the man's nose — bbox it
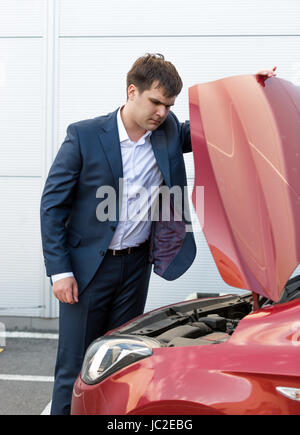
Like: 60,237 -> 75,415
156,105 -> 167,119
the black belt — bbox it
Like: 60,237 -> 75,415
107,240 -> 149,256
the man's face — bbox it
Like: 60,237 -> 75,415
128,81 -> 176,131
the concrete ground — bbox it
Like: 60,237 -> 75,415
0,332 -> 58,415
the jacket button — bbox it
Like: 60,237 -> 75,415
100,250 -> 105,256
110,225 -> 116,231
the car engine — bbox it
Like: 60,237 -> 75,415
113,275 -> 300,347
114,293 -> 253,347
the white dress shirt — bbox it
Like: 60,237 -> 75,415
52,107 -> 163,283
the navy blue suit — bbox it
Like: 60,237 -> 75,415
40,109 -> 196,414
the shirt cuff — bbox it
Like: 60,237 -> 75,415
51,272 -> 74,283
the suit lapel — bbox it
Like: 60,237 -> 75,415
98,109 -> 123,191
151,129 -> 171,187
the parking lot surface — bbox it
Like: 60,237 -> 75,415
0,332 -> 58,415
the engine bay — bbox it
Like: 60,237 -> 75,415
111,276 -> 300,348
113,293 -> 254,347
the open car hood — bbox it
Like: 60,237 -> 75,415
189,75 -> 300,302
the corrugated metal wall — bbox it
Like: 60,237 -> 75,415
0,0 -> 299,318
0,1 -> 46,317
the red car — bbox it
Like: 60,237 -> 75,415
71,75 -> 300,415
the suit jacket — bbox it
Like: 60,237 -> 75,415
40,109 -> 196,294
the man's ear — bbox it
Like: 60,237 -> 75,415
127,84 -> 138,101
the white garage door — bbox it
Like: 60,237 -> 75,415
0,0 -> 299,318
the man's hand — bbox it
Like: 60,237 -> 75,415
256,66 -> 277,78
52,276 -> 79,304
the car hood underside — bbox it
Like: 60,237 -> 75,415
189,75 -> 300,302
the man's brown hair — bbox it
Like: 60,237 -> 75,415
126,53 -> 183,98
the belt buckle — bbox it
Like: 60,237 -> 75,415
112,247 -> 132,256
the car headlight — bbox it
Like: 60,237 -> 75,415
81,334 -> 161,385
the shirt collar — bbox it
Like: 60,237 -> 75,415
117,107 -> 152,145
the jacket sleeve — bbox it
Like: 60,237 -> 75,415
179,120 -> 192,153
40,123 -> 82,276
169,111 -> 192,153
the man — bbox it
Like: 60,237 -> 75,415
40,54 -> 277,414
41,53 -> 197,415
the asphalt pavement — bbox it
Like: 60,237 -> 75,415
0,332 -> 58,415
